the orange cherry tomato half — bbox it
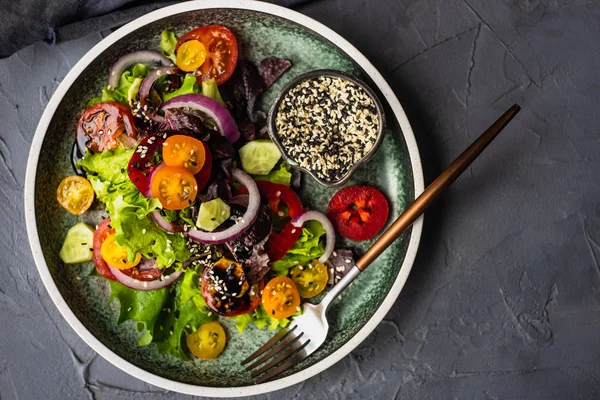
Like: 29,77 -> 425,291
100,233 -> 142,270
150,166 -> 198,210
56,175 -> 95,215
162,135 -> 206,174
176,40 -> 207,72
262,276 -> 301,320
176,25 -> 238,85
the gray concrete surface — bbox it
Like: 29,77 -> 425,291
1,0 -> 600,399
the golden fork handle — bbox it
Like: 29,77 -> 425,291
355,104 -> 521,271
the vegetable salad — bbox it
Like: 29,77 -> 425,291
57,24 -> 390,361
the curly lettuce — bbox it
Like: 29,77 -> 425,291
252,162 -> 293,186
270,220 -> 326,273
78,148 -> 189,268
152,267 -> 216,359
160,29 -> 178,63
234,305 -> 289,333
109,266 -> 215,357
88,63 -> 152,106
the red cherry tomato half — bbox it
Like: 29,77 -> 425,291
92,219 -> 116,281
266,223 -> 303,262
176,25 -> 238,85
328,185 -> 389,241
194,142 -> 212,192
238,181 -> 304,262
120,265 -> 164,281
238,181 -> 303,218
76,102 -> 137,153
127,132 -> 167,196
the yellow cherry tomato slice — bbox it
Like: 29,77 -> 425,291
291,260 -> 329,299
162,135 -> 206,174
150,166 -> 198,210
56,176 -> 95,215
186,321 -> 226,359
262,276 -> 301,320
100,233 -> 141,270
176,39 -> 207,72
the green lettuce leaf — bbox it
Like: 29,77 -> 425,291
179,207 -> 196,227
152,268 -> 216,360
252,162 -> 293,186
234,304 -> 292,333
163,73 -> 199,102
87,87 -> 117,106
109,281 -> 169,345
160,29 -> 178,63
87,63 -> 151,106
78,147 -> 133,182
78,147 -> 189,268
109,266 -> 215,356
118,213 -> 190,267
270,220 -> 326,273
201,78 -> 225,105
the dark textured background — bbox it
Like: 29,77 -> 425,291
2,0 -> 600,399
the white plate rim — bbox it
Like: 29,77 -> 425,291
24,0 -> 424,397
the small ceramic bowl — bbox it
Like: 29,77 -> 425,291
267,69 -> 386,188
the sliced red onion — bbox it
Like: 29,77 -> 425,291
108,265 -> 183,291
229,194 -> 249,208
139,66 -> 181,121
187,169 -> 259,244
145,162 -> 165,198
151,211 -> 184,233
108,51 -> 172,89
161,94 -> 240,142
291,210 -> 336,263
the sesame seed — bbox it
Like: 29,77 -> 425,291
274,75 -> 379,182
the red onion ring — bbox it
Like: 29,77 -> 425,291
108,51 -> 172,90
151,211 -> 184,233
187,169 -> 259,244
144,162 -> 165,198
160,94 -> 240,142
108,265 -> 183,291
138,66 -> 181,121
291,210 -> 336,263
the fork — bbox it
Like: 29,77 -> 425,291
242,104 -> 521,383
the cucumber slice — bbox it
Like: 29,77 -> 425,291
239,140 -> 281,175
59,222 -> 95,264
196,198 -> 231,232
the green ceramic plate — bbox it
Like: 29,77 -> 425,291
24,1 -> 423,397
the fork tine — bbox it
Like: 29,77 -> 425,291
241,325 -> 297,366
254,344 -> 310,384
251,336 -> 310,379
245,331 -> 304,371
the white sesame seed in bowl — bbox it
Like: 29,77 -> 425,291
268,69 -> 386,188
